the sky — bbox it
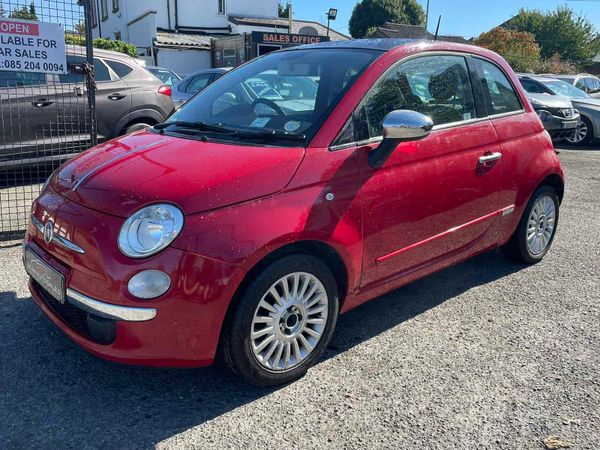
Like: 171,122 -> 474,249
292,0 -> 600,38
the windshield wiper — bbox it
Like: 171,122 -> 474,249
236,128 -> 306,142
153,121 -> 237,135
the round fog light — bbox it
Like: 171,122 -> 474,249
128,270 -> 171,299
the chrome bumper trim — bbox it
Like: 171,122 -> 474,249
31,216 -> 85,254
66,288 -> 157,322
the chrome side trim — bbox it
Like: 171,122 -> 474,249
31,216 -> 85,254
501,206 -> 515,216
66,288 -> 157,322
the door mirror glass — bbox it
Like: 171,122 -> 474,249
369,110 -> 433,168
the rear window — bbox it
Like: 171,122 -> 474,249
105,60 -> 134,79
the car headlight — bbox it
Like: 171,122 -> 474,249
536,110 -> 553,121
118,204 -> 184,258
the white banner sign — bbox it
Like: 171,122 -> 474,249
0,18 -> 67,74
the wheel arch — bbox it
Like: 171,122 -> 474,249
539,172 -> 565,204
216,240 -> 349,354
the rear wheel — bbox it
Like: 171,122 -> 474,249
566,116 -> 593,146
123,121 -> 152,135
501,186 -> 559,264
222,254 -> 339,386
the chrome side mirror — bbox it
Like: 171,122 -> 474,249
368,110 -> 434,168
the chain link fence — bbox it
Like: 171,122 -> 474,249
0,0 -> 96,240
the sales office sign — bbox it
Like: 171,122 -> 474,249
0,18 -> 67,74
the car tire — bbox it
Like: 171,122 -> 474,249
501,185 -> 559,264
222,254 -> 340,386
567,116 -> 594,146
124,122 -> 152,134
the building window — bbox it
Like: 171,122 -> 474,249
91,1 -> 98,28
100,0 -> 108,21
114,31 -> 121,40
112,0 -> 119,13
223,48 -> 236,67
218,0 -> 225,15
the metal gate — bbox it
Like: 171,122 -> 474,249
0,0 -> 96,240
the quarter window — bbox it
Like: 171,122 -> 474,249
105,60 -> 133,79
478,59 -> 522,115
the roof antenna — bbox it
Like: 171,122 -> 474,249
434,15 -> 441,40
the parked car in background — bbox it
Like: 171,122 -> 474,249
172,68 -> 231,109
26,40 -> 564,386
552,74 -> 600,99
520,74 -> 600,145
147,66 -> 181,87
516,76 -> 579,140
0,46 -> 175,170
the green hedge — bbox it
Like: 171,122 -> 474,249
65,35 -> 138,58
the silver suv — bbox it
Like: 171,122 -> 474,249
0,46 -> 174,170
553,74 -> 600,99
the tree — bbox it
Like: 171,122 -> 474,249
504,6 -> 600,65
278,0 -> 291,18
9,1 -> 38,20
475,27 -> 541,72
349,0 -> 425,39
64,35 -> 138,58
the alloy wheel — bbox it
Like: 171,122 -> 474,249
526,195 -> 556,255
250,272 -> 328,371
567,120 -> 588,144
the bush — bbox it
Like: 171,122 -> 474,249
64,35 -> 138,58
533,54 -> 580,75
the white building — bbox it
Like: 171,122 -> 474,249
90,0 -> 348,76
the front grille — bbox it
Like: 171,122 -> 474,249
34,281 -> 116,345
553,108 -> 575,118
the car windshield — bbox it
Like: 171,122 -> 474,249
149,68 -> 181,86
162,48 -> 382,146
543,80 -> 591,99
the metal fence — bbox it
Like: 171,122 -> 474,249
0,0 -> 96,240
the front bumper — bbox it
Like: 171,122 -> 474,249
26,189 -> 244,367
536,109 -> 580,139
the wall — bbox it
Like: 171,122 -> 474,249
127,12 -> 158,54
157,48 -> 212,76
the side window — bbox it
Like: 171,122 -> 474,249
186,74 -> 212,94
0,71 -> 46,87
576,79 -> 587,92
105,60 -> 133,79
521,79 -> 547,94
58,57 -> 111,83
335,55 -> 477,144
478,59 -> 522,115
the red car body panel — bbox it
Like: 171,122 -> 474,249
25,41 -> 564,367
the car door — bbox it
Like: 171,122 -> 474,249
93,57 -> 132,140
0,70 -> 57,167
345,54 -> 504,287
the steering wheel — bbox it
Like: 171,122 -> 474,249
252,98 -> 286,116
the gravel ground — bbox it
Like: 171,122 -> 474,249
0,148 -> 598,449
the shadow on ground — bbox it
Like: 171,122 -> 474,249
0,249 -> 523,448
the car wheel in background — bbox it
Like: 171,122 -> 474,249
566,117 -> 594,146
501,185 -> 559,264
222,254 -> 339,386
124,122 -> 153,134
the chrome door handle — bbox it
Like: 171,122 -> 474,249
478,152 -> 502,164
108,93 -> 126,101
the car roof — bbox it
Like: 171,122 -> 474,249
298,38 -> 419,51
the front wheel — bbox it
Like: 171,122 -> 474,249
501,186 -> 559,264
222,254 -> 339,386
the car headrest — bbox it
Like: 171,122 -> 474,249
428,64 -> 468,103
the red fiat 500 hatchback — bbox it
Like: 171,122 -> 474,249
25,39 -> 564,386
